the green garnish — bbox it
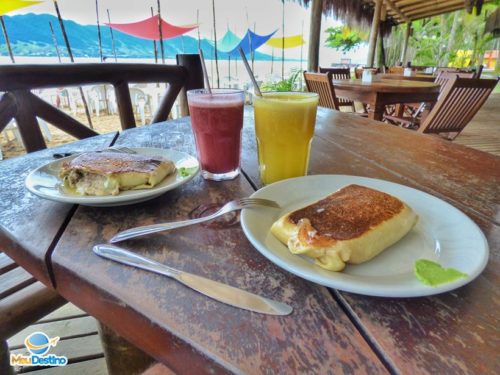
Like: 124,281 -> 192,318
178,166 -> 197,177
414,259 -> 467,287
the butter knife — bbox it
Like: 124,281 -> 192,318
93,244 -> 293,316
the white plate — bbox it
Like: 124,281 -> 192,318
25,148 -> 199,207
241,175 -> 489,297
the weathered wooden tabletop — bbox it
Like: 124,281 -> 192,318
1,107 -> 499,375
332,79 -> 440,121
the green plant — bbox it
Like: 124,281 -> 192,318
324,26 -> 367,53
261,70 -> 302,92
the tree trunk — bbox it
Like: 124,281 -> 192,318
307,0 -> 322,72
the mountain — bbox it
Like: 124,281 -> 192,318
0,13 -> 275,60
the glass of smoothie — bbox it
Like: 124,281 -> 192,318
187,89 -> 245,180
254,92 -> 318,185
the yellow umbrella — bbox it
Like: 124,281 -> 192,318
266,34 -> 305,49
0,0 -> 43,16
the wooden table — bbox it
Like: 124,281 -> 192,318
332,79 -> 440,121
379,73 -> 436,82
2,108 -> 499,375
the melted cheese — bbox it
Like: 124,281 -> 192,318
60,152 -> 176,196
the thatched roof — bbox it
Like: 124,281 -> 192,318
294,0 -> 494,29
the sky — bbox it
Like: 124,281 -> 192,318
8,0 -> 369,64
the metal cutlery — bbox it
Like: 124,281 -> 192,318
52,146 -> 136,159
93,244 -> 292,316
110,197 -> 280,243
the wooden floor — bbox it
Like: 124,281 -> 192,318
7,303 -> 108,374
454,93 -> 500,156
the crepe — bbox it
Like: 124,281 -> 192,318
60,152 -> 176,196
271,184 -> 418,271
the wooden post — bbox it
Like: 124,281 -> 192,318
196,9 -> 201,50
271,48 -> 274,74
107,9 -> 118,62
95,0 -> 103,62
49,21 -> 62,63
0,340 -> 14,375
307,0 -> 322,72
98,323 -> 155,375
157,0 -> 165,64
251,22 -> 256,72
150,7 -> 158,63
0,16 -> 15,64
400,22 -> 411,65
366,0 -> 383,68
376,6 -> 387,69
176,54 -> 204,117
376,29 -> 386,68
281,0 -> 285,81
53,0 -> 94,129
211,0 -> 220,88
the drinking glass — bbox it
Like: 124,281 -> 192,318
253,92 -> 318,185
187,89 -> 245,180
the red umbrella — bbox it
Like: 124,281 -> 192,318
106,15 -> 197,41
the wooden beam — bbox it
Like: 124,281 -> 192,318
406,1 -> 463,17
367,0 -> 383,67
409,4 -> 464,20
0,93 -> 17,132
28,92 -> 99,139
113,81 -> 136,130
401,0 -> 462,12
12,91 -> 46,152
307,0 -> 323,72
384,0 -> 410,22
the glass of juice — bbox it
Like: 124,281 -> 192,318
254,92 -> 318,185
187,89 -> 245,180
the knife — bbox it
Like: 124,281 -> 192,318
93,244 -> 293,316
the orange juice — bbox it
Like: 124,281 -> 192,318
254,92 -> 318,185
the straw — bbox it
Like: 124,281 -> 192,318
238,47 -> 262,97
198,48 -> 212,94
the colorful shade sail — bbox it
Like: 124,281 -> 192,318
266,34 -> 305,49
227,29 -> 277,57
106,15 -> 197,41
0,0 -> 43,16
217,29 -> 241,53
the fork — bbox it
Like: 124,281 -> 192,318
53,146 -> 136,159
109,197 -> 280,243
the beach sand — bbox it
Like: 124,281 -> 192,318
0,112 -> 148,160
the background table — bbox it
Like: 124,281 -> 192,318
332,79 -> 440,121
2,108 -> 499,374
378,73 -> 436,82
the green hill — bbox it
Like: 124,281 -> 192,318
0,13 -> 274,60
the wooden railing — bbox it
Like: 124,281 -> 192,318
0,63 -> 189,152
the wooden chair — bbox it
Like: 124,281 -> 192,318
385,76 -> 498,140
388,66 -> 404,74
354,67 -> 363,79
0,229 -> 67,375
435,71 -> 475,86
0,63 -> 189,153
304,71 -> 340,110
318,67 -> 356,111
474,64 -> 484,78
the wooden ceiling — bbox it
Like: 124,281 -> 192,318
365,0 -> 492,24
